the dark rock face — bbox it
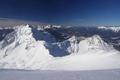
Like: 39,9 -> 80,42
0,29 -> 14,41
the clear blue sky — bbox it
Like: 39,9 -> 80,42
0,0 -> 120,26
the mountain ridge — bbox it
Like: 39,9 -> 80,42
0,24 -> 120,70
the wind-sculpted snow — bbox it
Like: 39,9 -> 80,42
0,25 -> 53,69
0,25 -> 120,70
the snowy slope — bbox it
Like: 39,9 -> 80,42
42,35 -> 120,70
0,25 -> 53,69
44,51 -> 120,70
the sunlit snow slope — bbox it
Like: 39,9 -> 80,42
0,24 -> 120,70
43,35 -> 120,70
0,25 -> 53,69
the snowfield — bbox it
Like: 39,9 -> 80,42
0,69 -> 120,80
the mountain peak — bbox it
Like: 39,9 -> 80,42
98,26 -> 120,32
86,35 -> 104,46
81,35 -> 111,50
0,24 -> 35,49
14,24 -> 35,44
67,35 -> 114,55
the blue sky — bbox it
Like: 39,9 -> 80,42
0,0 -> 120,26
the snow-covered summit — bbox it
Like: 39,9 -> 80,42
80,35 -> 112,50
0,24 -> 35,49
98,26 -> 120,32
37,25 -> 62,30
67,35 -> 114,55
14,24 -> 35,44
0,25 -> 53,69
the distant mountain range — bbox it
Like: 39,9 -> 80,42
0,18 -> 47,27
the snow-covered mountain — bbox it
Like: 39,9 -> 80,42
0,24 -> 120,70
98,26 -> 120,32
0,25 -> 53,69
66,35 -> 115,55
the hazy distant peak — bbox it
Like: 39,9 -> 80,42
98,26 -> 120,32
0,18 -> 46,28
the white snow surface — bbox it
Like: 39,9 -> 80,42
0,25 -> 120,70
98,26 -> 120,32
0,69 -> 120,80
0,25 -> 53,69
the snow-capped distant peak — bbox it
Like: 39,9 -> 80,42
83,35 -> 108,48
98,26 -> 120,32
79,35 -> 113,51
37,25 -> 62,31
67,35 -> 114,55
